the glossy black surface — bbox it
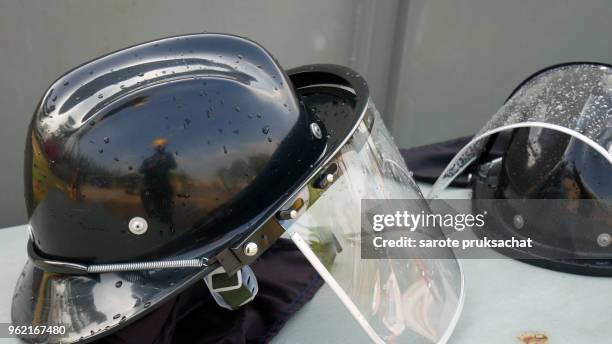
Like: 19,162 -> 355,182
498,127 -> 612,200
17,33 -> 371,343
473,69 -> 612,274
26,34 -> 331,264
476,128 -> 612,255
12,260 -> 216,343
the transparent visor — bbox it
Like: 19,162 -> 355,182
429,63 -> 612,199
279,104 -> 464,343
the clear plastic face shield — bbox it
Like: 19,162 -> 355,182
429,63 -> 612,199
278,102 -> 464,343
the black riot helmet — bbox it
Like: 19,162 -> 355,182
13,33 -> 465,343
430,62 -> 612,276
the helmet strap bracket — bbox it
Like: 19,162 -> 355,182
216,218 -> 285,275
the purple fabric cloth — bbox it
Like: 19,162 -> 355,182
93,239 -> 323,344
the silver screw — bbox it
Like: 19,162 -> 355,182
128,217 -> 148,235
277,209 -> 298,220
597,233 -> 611,247
310,122 -> 323,139
324,174 -> 334,183
513,214 -> 524,230
243,242 -> 259,256
316,173 -> 334,189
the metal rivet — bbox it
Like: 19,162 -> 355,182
310,122 -> 323,139
316,173 -> 334,189
128,217 -> 148,235
597,233 -> 611,247
243,242 -> 259,256
513,214 -> 524,229
466,173 -> 473,183
277,209 -> 298,220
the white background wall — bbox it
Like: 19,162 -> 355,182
386,0 -> 612,148
0,0 -> 611,226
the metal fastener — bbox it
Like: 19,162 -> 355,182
315,173 -> 334,189
310,122 -> 323,139
513,214 -> 524,230
277,209 -> 298,220
128,217 -> 148,235
243,242 -> 259,256
597,233 -> 611,247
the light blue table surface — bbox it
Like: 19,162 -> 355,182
1,186 -> 611,343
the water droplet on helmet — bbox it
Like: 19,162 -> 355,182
223,146 -> 228,154
98,94 -> 103,99
115,281 -> 122,288
98,149 -> 103,154
262,126 -> 270,135
103,137 -> 110,144
235,106 -> 240,112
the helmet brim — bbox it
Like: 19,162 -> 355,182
11,260 -> 216,343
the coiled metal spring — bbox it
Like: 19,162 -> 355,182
86,258 -> 208,273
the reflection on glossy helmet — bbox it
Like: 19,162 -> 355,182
472,63 -> 612,276
13,33 -> 371,342
152,137 -> 168,149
